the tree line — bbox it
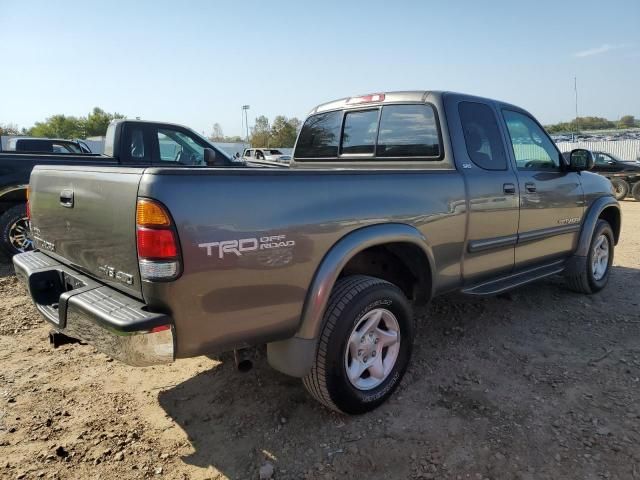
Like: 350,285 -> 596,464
209,115 -> 301,148
545,115 -> 638,134
0,107 -> 125,139
1,108 -> 303,150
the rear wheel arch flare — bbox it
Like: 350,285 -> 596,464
297,223 -> 435,341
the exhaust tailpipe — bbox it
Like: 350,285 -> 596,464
234,348 -> 253,372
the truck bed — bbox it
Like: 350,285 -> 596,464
28,164 -> 466,357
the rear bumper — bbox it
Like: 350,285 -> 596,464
13,251 -> 174,366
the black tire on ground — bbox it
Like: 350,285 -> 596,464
610,178 -> 629,200
565,219 -> 614,294
302,275 -> 414,414
631,182 -> 640,202
0,204 -> 32,257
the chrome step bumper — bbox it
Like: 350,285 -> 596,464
13,251 -> 174,366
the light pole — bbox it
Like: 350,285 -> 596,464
574,77 -> 579,140
242,105 -> 250,146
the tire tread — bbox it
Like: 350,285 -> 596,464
302,275 -> 390,412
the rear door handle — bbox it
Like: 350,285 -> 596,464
60,189 -> 74,208
525,182 -> 537,193
503,183 -> 516,194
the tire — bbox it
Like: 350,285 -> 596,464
565,219 -> 614,294
302,275 -> 414,414
0,204 -> 33,257
610,178 -> 629,200
632,182 -> 640,202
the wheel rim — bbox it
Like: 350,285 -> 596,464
614,183 -> 624,195
8,217 -> 33,252
344,308 -> 401,391
591,234 -> 610,281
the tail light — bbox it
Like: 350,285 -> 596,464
26,186 -> 31,220
136,198 -> 181,281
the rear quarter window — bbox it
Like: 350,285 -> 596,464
458,102 -> 507,170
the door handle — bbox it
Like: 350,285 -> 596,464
60,189 -> 74,208
525,182 -> 537,193
503,183 -> 516,194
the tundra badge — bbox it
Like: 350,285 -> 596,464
98,265 -> 134,285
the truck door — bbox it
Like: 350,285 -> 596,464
445,97 -> 520,283
501,109 -> 584,267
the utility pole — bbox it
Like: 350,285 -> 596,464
242,105 -> 250,146
574,76 -> 579,140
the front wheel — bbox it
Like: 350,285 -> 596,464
303,275 -> 414,414
0,204 -> 32,257
565,219 -> 614,294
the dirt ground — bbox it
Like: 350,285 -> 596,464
1,202 -> 639,480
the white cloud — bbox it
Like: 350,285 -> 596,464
574,44 -> 629,58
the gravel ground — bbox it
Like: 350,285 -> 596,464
1,202 -> 639,480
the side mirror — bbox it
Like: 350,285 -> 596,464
568,149 -> 593,171
204,148 -> 217,166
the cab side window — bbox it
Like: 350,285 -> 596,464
155,127 -> 205,165
594,153 -> 613,166
459,102 -> 507,170
503,110 -> 560,170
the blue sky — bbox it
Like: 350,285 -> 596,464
1,0 -> 639,137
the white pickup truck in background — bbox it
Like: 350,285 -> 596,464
242,148 -> 291,163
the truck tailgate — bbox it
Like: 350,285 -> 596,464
29,165 -> 146,299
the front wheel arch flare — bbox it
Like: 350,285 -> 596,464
574,197 -> 620,258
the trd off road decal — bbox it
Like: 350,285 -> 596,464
199,235 -> 295,259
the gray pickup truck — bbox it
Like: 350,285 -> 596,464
14,91 -> 620,414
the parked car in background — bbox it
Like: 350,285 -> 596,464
0,119 -> 237,255
562,150 -> 640,200
242,148 -> 290,163
15,90 -> 620,414
6,137 -> 92,154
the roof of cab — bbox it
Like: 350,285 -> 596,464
309,90 -> 523,115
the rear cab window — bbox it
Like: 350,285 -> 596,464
341,110 -> 379,155
119,124 -> 151,164
295,104 -> 442,161
295,111 -> 342,159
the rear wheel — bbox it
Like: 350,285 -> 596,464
631,182 -> 640,202
302,275 -> 414,414
565,219 -> 614,294
0,204 -> 32,257
610,178 -> 629,200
